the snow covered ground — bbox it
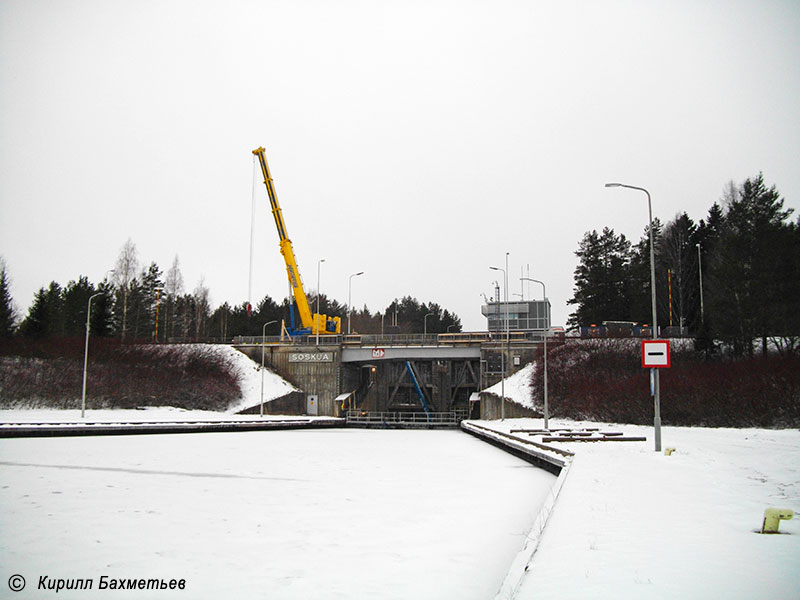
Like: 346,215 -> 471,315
2,344 -> 798,599
476,418 -> 800,600
0,427 -> 555,599
476,359 -> 799,598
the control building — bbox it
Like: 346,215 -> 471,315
481,299 -> 551,332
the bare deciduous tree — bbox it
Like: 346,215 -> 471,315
192,278 -> 210,339
113,238 -> 139,341
164,255 -> 184,341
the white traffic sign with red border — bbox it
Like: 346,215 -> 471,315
642,340 -> 670,368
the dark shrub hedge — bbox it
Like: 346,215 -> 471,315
532,338 -> 800,427
0,339 -> 241,411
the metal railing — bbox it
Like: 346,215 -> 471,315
345,410 -> 468,426
232,331 -> 547,347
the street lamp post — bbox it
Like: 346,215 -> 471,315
504,252 -> 509,418
154,287 -> 164,343
260,320 -> 278,417
605,182 -> 661,451
424,312 -> 434,337
81,292 -> 105,419
522,277 -> 549,430
316,259 -> 325,345
490,259 -> 509,420
348,271 -> 364,335
696,243 -> 704,325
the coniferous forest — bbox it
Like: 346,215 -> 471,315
567,173 -> 799,357
0,246 -> 462,345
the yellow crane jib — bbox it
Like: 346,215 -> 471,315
252,147 -> 341,336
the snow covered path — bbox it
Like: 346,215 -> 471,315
0,428 -> 555,599
477,419 -> 800,600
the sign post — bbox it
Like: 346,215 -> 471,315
642,340 -> 670,451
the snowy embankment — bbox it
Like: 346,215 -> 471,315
0,343 -> 298,415
483,362 -> 537,409
474,418 -> 800,600
212,345 -> 299,414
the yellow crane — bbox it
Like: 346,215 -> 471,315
252,147 -> 341,337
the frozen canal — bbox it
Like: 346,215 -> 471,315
1,429 -> 555,599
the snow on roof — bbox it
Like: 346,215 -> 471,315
482,362 -> 537,409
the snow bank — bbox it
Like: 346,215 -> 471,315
0,344 -> 299,418
206,345 -> 299,414
483,362 -> 537,409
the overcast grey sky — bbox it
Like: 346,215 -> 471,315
1,0 -> 798,331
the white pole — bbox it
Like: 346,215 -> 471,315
522,277 -> 548,429
490,262 -> 508,420
348,271 -> 364,335
81,292 -> 104,419
316,259 -> 324,345
261,320 -> 277,417
696,243 -> 704,324
504,252 -> 509,420
606,183 -> 661,451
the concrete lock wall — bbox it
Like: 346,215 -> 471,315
237,391 -> 306,415
236,345 -> 342,416
480,392 -> 540,421
235,342 -> 541,418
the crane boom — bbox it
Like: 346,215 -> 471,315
252,147 -> 341,336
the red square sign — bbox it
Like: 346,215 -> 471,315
642,340 -> 671,368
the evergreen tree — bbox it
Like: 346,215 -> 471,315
62,276 -> 96,336
692,202 -> 725,347
568,228 -> 633,328
709,173 -> 794,355
210,302 -> 232,341
19,282 -> 63,338
626,218 -> 666,330
254,295 -> 283,334
91,279 -> 115,337
0,260 -> 16,338
659,213 -> 698,332
124,277 -> 145,339
139,262 -> 164,341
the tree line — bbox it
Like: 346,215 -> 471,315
0,242 -> 463,343
567,173 -> 799,356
